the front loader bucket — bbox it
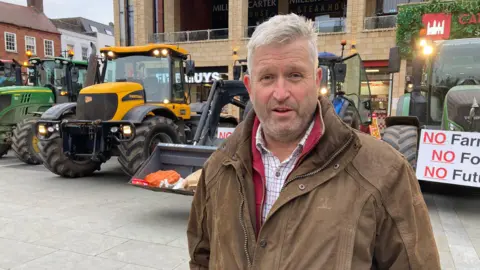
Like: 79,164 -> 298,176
128,143 -> 218,196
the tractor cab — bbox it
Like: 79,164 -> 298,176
402,38 -> 480,132
27,52 -> 88,103
99,44 -> 195,108
317,41 -> 373,130
0,59 -> 23,87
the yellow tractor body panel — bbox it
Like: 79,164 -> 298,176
79,81 -> 191,121
148,103 -> 191,120
100,44 -> 189,55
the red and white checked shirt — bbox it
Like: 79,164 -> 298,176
255,119 -> 315,223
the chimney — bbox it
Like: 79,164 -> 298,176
27,0 -> 43,13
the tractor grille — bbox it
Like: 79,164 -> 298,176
76,93 -> 118,120
0,95 -> 11,111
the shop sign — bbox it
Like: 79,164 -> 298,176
155,72 -> 222,84
422,13 -> 452,40
458,13 -> 480,25
186,72 -> 222,84
289,0 -> 345,18
416,130 -> 480,188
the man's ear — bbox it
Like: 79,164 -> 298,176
243,74 -> 252,96
315,68 -> 322,88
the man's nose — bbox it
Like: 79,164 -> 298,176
272,77 -> 290,101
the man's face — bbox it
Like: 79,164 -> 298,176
243,38 -> 322,143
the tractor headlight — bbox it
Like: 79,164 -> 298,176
47,126 -> 55,133
163,99 -> 170,104
38,124 -> 47,135
110,126 -> 119,133
107,51 -> 115,57
122,125 -> 132,136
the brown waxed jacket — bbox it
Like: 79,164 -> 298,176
187,96 -> 441,270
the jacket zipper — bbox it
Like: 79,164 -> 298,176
229,162 -> 253,267
282,134 -> 354,191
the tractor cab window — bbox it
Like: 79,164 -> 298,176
39,60 -> 68,90
340,54 -> 372,124
0,61 -> 16,87
104,55 -> 183,103
428,40 -> 480,123
172,58 -> 185,102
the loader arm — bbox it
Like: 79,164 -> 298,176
129,79 -> 250,195
194,80 -> 249,146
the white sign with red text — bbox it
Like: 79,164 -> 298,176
217,127 -> 236,139
416,129 -> 480,188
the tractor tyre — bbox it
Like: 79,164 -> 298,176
37,115 -> 102,178
382,125 -> 418,169
11,117 -> 43,165
118,115 -> 182,176
342,104 -> 360,130
0,144 -> 10,158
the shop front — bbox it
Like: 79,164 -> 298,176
363,60 -> 393,134
186,66 -> 228,103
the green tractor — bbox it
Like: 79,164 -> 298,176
0,50 -> 90,163
383,38 -> 480,187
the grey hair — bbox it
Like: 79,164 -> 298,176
246,13 -> 318,75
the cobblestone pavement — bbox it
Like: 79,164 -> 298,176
0,153 -> 479,269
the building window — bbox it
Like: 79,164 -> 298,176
44,39 -> 54,57
4,32 -> 17,52
105,29 -> 113,35
82,47 -> 88,60
90,25 -> 98,32
25,36 -> 36,55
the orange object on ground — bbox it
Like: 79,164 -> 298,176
144,170 -> 181,187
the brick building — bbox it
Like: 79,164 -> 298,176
113,0 -> 425,123
0,0 -> 61,65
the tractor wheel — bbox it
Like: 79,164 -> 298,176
37,115 -> 102,178
0,144 -> 10,158
342,104 -> 360,130
118,115 -> 182,176
382,125 -> 419,169
11,117 -> 43,165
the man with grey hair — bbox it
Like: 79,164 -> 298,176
187,13 -> 440,269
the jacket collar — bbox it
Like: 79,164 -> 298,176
220,95 -> 361,174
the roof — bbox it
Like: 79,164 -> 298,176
0,1 -> 59,34
101,44 -> 189,55
51,17 -> 114,37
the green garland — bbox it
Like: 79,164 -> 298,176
396,0 -> 480,59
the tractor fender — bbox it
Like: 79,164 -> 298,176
122,105 -> 178,124
385,116 -> 421,129
40,102 -> 76,120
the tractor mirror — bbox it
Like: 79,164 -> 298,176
233,65 -> 242,80
71,67 -> 79,83
334,63 -> 346,82
186,60 -> 195,77
388,47 -> 401,73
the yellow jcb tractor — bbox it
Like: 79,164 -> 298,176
34,44 -> 239,178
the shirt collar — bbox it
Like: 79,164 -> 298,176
255,117 -> 315,155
